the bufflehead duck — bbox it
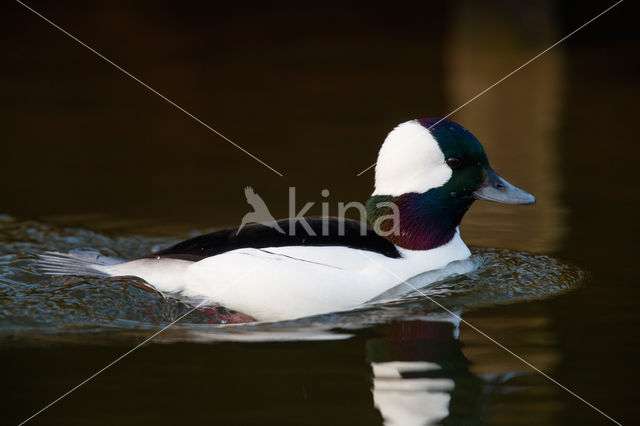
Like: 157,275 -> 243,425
40,118 -> 535,321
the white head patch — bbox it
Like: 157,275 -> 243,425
372,120 -> 452,196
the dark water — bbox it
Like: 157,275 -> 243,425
2,1 -> 638,425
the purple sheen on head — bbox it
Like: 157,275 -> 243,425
417,117 -> 443,130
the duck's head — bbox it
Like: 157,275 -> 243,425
366,118 -> 535,250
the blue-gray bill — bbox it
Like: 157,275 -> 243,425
473,169 -> 536,205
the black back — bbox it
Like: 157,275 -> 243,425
145,217 -> 401,261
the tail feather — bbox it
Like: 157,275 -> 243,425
38,251 -> 122,276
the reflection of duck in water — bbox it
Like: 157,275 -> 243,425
237,186 -> 285,235
368,316 -> 529,425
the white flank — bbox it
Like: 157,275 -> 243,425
94,230 -> 472,321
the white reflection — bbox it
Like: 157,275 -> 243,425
372,361 -> 454,426
369,315 -> 461,426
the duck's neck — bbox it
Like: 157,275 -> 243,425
366,191 -> 473,251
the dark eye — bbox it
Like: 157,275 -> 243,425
446,157 -> 462,169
